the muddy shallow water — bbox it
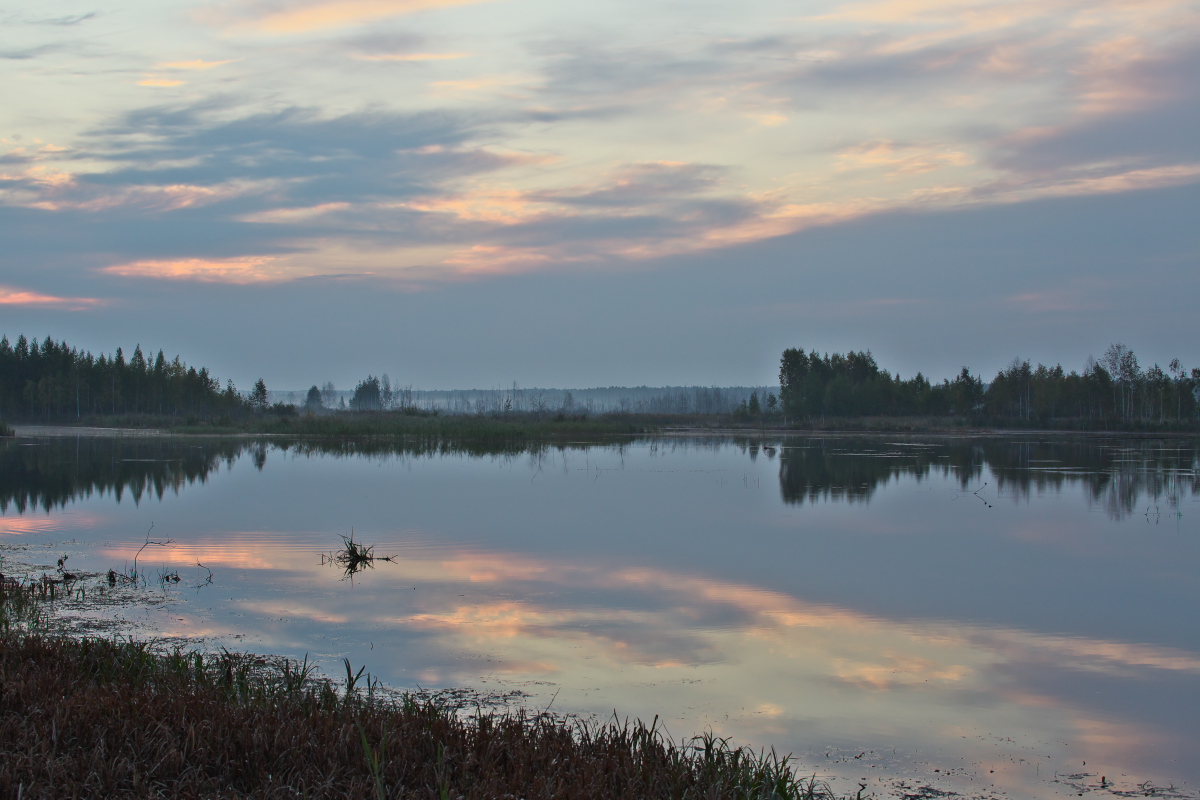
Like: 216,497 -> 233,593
2,432 -> 1197,798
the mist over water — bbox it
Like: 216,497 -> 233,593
2,433 -> 1197,798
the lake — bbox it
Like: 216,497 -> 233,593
2,431 -> 1197,798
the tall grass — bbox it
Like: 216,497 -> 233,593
0,578 -> 51,634
0,631 -> 849,799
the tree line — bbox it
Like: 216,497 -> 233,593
0,334 -> 268,422
779,343 -> 1200,425
5,332 -> 1196,428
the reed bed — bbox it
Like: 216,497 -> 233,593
0,629 -> 841,799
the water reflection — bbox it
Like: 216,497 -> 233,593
4,434 -> 1198,521
776,437 -> 1197,519
80,533 -> 1200,797
2,432 -> 1198,797
0,435 -> 605,513
0,436 -> 242,513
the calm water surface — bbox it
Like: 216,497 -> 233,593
2,432 -> 1197,798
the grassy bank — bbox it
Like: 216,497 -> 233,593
16,409 -> 1200,438
58,411 -> 658,439
0,585 -> 839,800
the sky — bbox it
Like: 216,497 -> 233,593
2,0 -> 1198,390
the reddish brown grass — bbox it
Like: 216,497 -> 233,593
0,633 -> 837,799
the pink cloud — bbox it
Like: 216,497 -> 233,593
100,256 -> 288,284
0,285 -> 104,310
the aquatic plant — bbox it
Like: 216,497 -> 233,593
323,530 -> 396,579
0,578 -> 49,634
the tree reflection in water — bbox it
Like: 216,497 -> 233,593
1,434 -> 1195,521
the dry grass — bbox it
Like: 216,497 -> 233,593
0,629 -> 842,799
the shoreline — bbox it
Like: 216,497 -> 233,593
11,422 -> 1200,440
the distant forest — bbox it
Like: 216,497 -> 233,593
284,381 -> 776,417
1,333 -> 1197,427
779,344 -> 1199,425
0,335 -> 262,422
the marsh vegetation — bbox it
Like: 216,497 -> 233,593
0,619 -> 840,799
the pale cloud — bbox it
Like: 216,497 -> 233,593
402,189 -> 561,224
442,244 -> 565,274
771,0 -> 1199,127
24,12 -> 97,26
981,163 -> 1200,204
602,196 -> 886,262
752,112 -> 788,127
385,160 -> 889,274
239,202 -> 353,223
213,0 -> 495,34
413,143 -> 1198,275
836,140 -> 974,176
1005,289 -> 1106,314
138,78 -> 185,87
808,0 -> 1195,37
431,196 -> 883,276
19,181 -> 254,214
0,164 -> 75,190
352,52 -> 471,62
156,59 -> 240,70
100,256 -> 289,283
428,75 -> 535,97
1073,37 -> 1174,115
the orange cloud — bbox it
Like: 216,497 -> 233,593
138,78 -> 185,87
100,256 -> 288,284
0,285 -> 104,309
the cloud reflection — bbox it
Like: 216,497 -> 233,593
181,540 -> 1200,796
